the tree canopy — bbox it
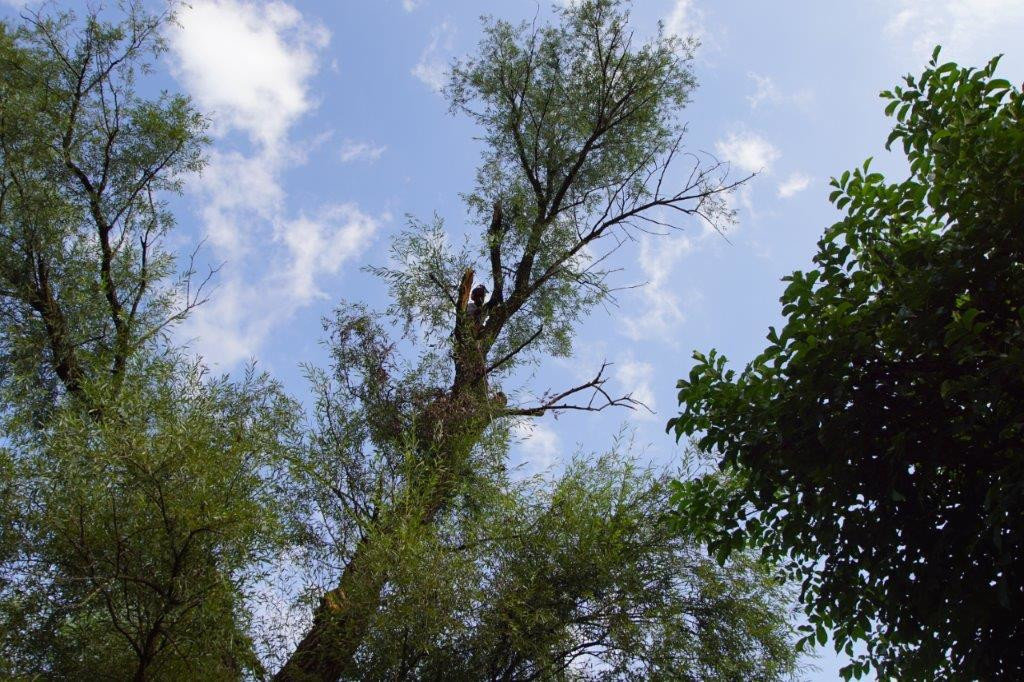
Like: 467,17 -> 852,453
0,5 -> 296,679
272,2 -> 786,679
1,2 -> 801,681
669,49 -> 1024,680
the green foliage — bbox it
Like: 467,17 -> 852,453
669,50 -> 1024,680
3,360 -> 296,679
0,5 -> 298,679
370,0 -> 726,375
336,448 -> 799,681
0,4 -> 208,418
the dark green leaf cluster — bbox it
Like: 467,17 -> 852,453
669,49 -> 1024,680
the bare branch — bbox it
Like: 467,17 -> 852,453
503,362 -> 649,417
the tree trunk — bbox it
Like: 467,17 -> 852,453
274,382 -> 496,681
272,536 -> 384,682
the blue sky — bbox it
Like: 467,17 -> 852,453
5,0 -> 1024,677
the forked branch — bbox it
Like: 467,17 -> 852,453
504,361 -> 649,417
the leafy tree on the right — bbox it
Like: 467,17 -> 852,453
669,49 -> 1024,681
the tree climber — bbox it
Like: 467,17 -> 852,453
467,283 -> 488,332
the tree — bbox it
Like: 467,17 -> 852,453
271,2 -> 766,680
0,5 -> 206,414
0,6 -> 296,679
668,50 -> 1024,680
0,2 -> 800,679
329,448 -> 797,681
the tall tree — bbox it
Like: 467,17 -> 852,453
669,51 -> 1024,680
307,447 -> 798,681
273,2 -> 749,680
0,5 -> 296,679
0,2 -> 799,679
0,5 -> 206,413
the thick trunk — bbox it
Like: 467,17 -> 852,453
272,537 -> 384,682
274,385 -> 497,682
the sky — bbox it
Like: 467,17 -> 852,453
4,0 -> 1024,677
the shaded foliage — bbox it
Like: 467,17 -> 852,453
669,50 -> 1024,680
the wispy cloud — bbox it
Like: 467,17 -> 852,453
339,139 -> 386,163
777,172 -> 811,199
401,0 -> 421,11
623,234 -> 692,342
278,204 -> 380,303
614,355 -> 657,419
513,421 -> 561,474
715,129 -> 779,175
746,72 -> 814,111
412,20 -> 454,92
885,0 -> 1024,59
664,0 -> 703,42
169,0 -> 382,367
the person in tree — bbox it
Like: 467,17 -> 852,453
273,2 -> 755,679
467,283 -> 488,331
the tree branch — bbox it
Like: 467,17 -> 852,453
503,361 -> 648,417
485,325 -> 543,376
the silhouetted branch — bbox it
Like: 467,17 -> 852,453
503,361 -> 649,417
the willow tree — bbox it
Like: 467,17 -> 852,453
273,2 -> 757,680
0,6 -> 294,679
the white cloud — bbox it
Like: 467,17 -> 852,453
623,234 -> 691,341
401,0 -> 421,11
339,139 -> 386,163
169,1 -> 382,367
412,20 -> 454,92
664,0 -> 702,41
277,204 -> 379,303
168,0 -> 329,149
513,421 -> 560,474
194,149 -> 283,258
614,355 -> 657,418
746,73 -> 780,109
179,279 -> 275,367
885,0 -> 1024,60
746,73 -> 813,111
715,130 -> 779,175
180,171 -> 382,367
777,172 -> 811,199
178,203 -> 381,367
